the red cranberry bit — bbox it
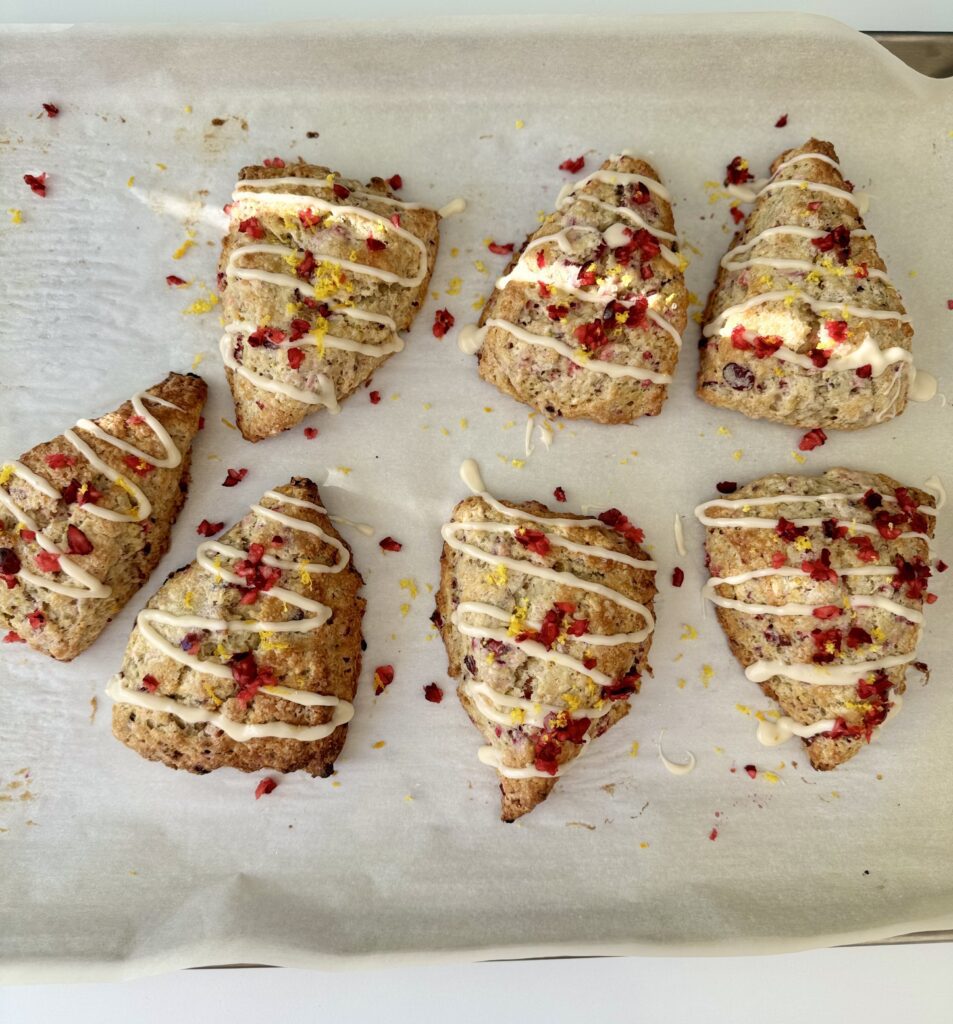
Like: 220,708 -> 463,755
166,274 -> 187,287
332,182 -> 350,199
373,664 -> 395,695
66,524 -> 93,555
3,631 -> 25,643
812,605 -> 841,620
847,626 -> 872,648
366,236 -> 387,252
379,536 -> 402,552
709,828 -> 719,841
295,251 -> 316,281
672,567 -> 685,587
423,683 -> 443,703
729,205 -> 745,224
724,156 -> 753,186
238,216 -> 265,239
24,172 -> 47,197
44,453 -> 76,469
255,778 -> 278,799
432,308 -> 455,339
573,319 -> 609,353
856,364 -> 872,379
553,486 -> 567,503
716,481 -> 738,494
122,454 -> 154,477
536,249 -> 546,270
798,428 -> 827,452
744,764 -> 758,778
386,174 -> 403,190
141,674 -> 160,692
369,390 -> 381,404
937,560 -> 949,573
196,519 -> 224,537
262,157 -> 286,168
771,551 -> 787,569
298,207 -> 321,228
811,226 -> 851,264
0,548 -> 22,586
43,102 -> 59,117
27,609 -> 46,630
559,155 -> 585,174
487,241 -> 514,255
825,320 -> 849,342
849,535 -> 878,563
303,427 -> 318,440
722,362 -> 755,390
35,551 -> 61,573
222,467 -> 248,488
774,113 -> 788,128
287,347 -> 305,370
775,517 -> 808,541
854,263 -> 869,279
514,528 -> 551,556
802,549 -> 838,583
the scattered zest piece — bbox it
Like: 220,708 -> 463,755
23,172 -> 47,197
798,427 -> 827,452
255,778 -> 278,799
373,664 -> 395,695
196,519 -> 224,537
423,682 -> 443,703
432,308 -> 455,339
379,536 -> 402,552
559,155 -> 585,174
222,467 -> 248,488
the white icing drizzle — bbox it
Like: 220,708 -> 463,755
922,475 -> 947,510
673,514 -> 686,557
220,332 -> 339,411
757,690 -> 903,747
458,324 -> 485,355
723,226 -> 870,264
109,489 -> 353,740
467,679 -> 611,729
447,460 -> 655,779
477,744 -> 566,779
556,166 -> 671,207
657,731 -> 696,776
745,652 -> 918,687
727,151 -> 868,214
0,391 -> 184,601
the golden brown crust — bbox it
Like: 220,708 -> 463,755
0,373 -> 207,661
437,493 -> 656,820
219,161 -> 440,442
110,478 -> 365,777
698,139 -> 914,429
701,469 -> 935,769
475,155 -> 687,424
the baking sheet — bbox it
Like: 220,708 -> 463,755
1,13 -> 952,981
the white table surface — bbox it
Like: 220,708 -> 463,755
2,2 -> 952,1020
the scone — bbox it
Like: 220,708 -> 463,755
461,152 -> 687,423
698,138 -> 934,428
695,469 -> 938,768
0,373 -> 207,661
108,479 -> 365,777
219,161 -> 443,441
437,460 -> 657,820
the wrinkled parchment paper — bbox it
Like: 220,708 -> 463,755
1,13 -> 952,981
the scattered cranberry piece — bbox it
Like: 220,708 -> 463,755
298,207 -> 321,228
222,467 -> 248,488
774,113 -> 788,128
262,157 -> 285,168
255,778 -> 278,799
3,631 -> 25,643
799,428 -> 828,452
24,172 -> 47,197
66,524 -> 93,555
423,683 -> 443,703
366,236 -> 386,251
812,605 -> 841,620
432,308 -> 455,339
672,567 -> 685,588
514,528 -> 551,556
709,827 -> 719,841
43,103 -> 59,118
379,537 -> 402,552
332,182 -> 350,200
287,346 -> 305,370
744,765 -> 757,778
553,486 -> 567,503
122,454 -> 154,477
295,251 -> 316,281
166,274 -> 187,287
729,205 -> 745,224
487,241 -> 514,255
45,453 -> 76,470
716,481 -> 738,494
559,155 -> 585,174
35,551 -> 61,573
304,427 -> 318,440
27,609 -> 46,630
373,664 -> 395,695
141,674 -> 160,692
369,390 -> 381,404
238,216 -> 265,239
196,519 -> 224,537
722,362 -> 755,391
387,174 -> 403,190
724,156 -> 753,186
856,364 -> 872,379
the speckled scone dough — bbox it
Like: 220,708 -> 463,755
219,161 -> 441,441
698,139 -> 919,429
697,469 -> 937,769
471,153 -> 687,424
0,373 -> 207,661
109,479 -> 365,777
438,484 -> 657,821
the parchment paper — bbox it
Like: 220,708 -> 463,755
1,13 -> 952,981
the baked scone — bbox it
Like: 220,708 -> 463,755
460,152 -> 687,423
219,161 -> 443,441
698,138 -> 935,428
0,373 -> 207,661
437,460 -> 657,820
695,469 -> 938,768
108,479 -> 365,777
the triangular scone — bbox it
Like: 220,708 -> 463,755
698,138 -> 929,429
0,373 -> 207,661
437,462 -> 657,820
463,153 -> 687,423
695,470 -> 937,769
219,161 -> 442,441
108,479 -> 365,777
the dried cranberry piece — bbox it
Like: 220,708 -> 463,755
553,486 -> 567,503
672,567 -> 685,588
386,174 -> 403,190
379,536 -> 402,552
0,548 -> 21,576
798,428 -> 827,452
716,481 -> 738,494
722,362 -> 755,390
66,524 -> 93,555
255,778 -> 278,799
774,113 -> 788,127
432,308 -> 455,339
373,664 -> 395,695
423,683 -> 443,703
559,156 -> 585,174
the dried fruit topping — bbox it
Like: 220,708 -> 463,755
27,609 -> 46,630
744,764 -> 758,779
295,251 -> 316,281
553,486 -> 567,503
423,682 -> 443,703
373,664 -> 395,695
861,489 -> 883,511
811,225 -> 851,264
848,535 -> 878,563
386,174 -> 403,190
730,325 -> 782,358
286,347 -> 305,370
222,467 -> 248,487
66,524 -> 93,555
379,536 -> 402,552
770,551 -> 787,569
35,550 -> 61,573
774,113 -> 788,128
332,182 -> 350,200
62,479 -> 102,506
801,548 -> 838,583
366,235 -> 387,252
812,605 -> 841,619
44,453 -> 76,470
24,172 -> 47,197
716,481 -> 738,494
488,241 -> 514,255
141,674 -> 160,692
597,508 -> 645,545
825,320 -> 849,342
122,454 -> 154,477
166,275 -> 188,287
724,156 -> 753,186
798,428 -> 828,452
3,631 -> 25,643
0,547 -> 22,585
729,205 -> 745,224
822,518 -> 848,540
432,308 -> 455,339
304,427 -> 318,440
369,391 -> 381,404
514,528 -> 551,556
722,362 -> 755,390
573,319 -> 609,353
196,519 -> 224,537
262,156 -> 285,167
298,207 -> 322,228
892,555 -> 932,600
846,626 -> 872,648
255,778 -> 278,799
856,364 -> 872,379
672,567 -> 685,588
559,155 -> 585,174
238,216 -> 265,239
775,517 -> 808,542
43,102 -> 60,117
601,672 -> 640,702
247,325 -> 287,348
